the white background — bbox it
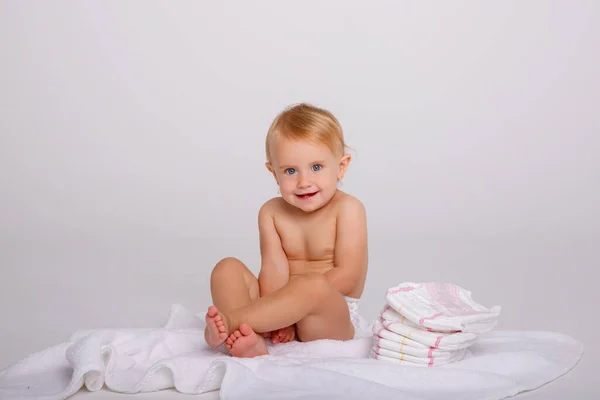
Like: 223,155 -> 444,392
1,1 -> 598,397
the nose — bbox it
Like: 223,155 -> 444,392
297,172 -> 310,188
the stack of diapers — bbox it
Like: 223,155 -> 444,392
370,282 -> 501,367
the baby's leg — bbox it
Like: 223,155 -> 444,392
205,257 -> 268,357
213,273 -> 354,342
294,279 -> 355,342
209,257 -> 259,312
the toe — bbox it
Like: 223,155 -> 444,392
234,330 -> 242,338
207,306 -> 218,317
239,324 -> 253,336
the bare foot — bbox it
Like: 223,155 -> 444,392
272,325 -> 296,344
225,323 -> 268,358
204,305 -> 229,348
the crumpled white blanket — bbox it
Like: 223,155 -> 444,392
0,304 -> 583,400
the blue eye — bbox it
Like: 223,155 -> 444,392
285,168 -> 296,175
312,164 -> 322,171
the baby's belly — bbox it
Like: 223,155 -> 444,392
288,259 -> 334,277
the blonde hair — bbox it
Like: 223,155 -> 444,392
265,103 -> 347,163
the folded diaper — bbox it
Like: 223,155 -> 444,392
385,282 -> 500,334
368,347 -> 467,367
375,312 -> 478,350
373,336 -> 463,359
370,282 -> 501,367
373,319 -> 429,349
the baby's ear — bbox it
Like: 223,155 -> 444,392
338,154 -> 352,180
265,162 -> 274,174
265,162 -> 278,182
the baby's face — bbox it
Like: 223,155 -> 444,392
269,138 -> 346,212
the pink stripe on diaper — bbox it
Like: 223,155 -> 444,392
427,336 -> 443,367
426,283 -> 446,315
387,286 -> 415,294
377,322 -> 386,337
450,285 -> 459,297
427,337 -> 441,358
419,312 -> 443,326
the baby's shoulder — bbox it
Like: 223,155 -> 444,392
332,191 -> 366,217
258,196 -> 287,218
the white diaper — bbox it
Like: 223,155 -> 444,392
345,296 -> 371,339
384,282 -> 501,333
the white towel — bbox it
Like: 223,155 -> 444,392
0,304 -> 584,400
385,282 -> 501,333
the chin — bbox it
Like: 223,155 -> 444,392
296,198 -> 329,213
297,203 -> 322,213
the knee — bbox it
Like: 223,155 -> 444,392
211,257 -> 244,280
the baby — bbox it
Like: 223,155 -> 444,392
204,103 -> 368,357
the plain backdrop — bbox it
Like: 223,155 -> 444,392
1,1 -> 598,397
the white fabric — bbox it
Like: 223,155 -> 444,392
0,303 -> 583,400
345,296 -> 372,339
385,282 -> 501,333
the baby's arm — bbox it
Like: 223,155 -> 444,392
326,197 -> 368,295
256,202 -> 296,342
257,202 -> 290,296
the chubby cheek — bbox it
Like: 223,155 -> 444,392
317,173 -> 337,190
278,179 -> 297,194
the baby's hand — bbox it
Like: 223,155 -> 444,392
271,325 -> 295,344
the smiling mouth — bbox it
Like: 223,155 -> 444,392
296,191 -> 318,199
